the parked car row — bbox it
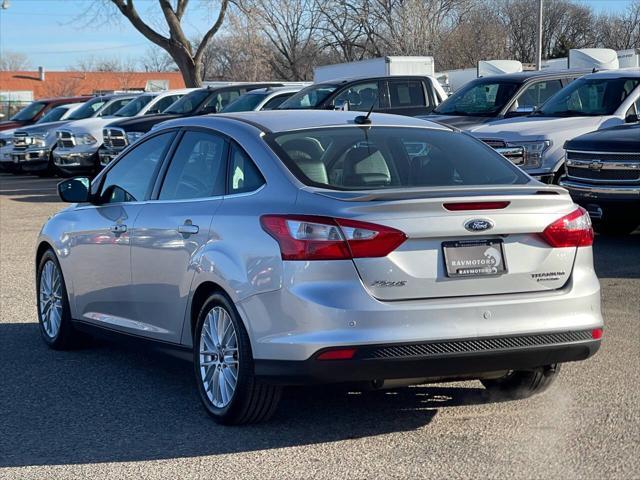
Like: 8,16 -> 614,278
2,67 -> 638,233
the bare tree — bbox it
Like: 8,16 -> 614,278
140,46 -> 178,72
0,51 -> 31,71
239,0 -> 321,81
596,0 -> 640,50
107,0 -> 229,86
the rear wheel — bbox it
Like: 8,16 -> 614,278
194,293 -> 281,424
481,364 -> 560,400
37,249 -> 82,349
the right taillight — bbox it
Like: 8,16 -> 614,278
540,207 -> 594,248
260,215 -> 406,261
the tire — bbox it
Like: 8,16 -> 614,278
193,292 -> 281,425
481,364 -> 561,400
36,249 -> 82,349
36,154 -> 59,177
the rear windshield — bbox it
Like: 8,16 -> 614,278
265,126 -> 528,190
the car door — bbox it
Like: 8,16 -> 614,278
385,78 -> 434,116
330,80 -> 384,112
129,129 -> 228,342
69,131 -> 176,329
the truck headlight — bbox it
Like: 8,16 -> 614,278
76,133 -> 98,145
31,133 -> 48,147
505,140 -> 551,169
126,131 -> 145,145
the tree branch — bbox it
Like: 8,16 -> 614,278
110,0 -> 170,49
194,0 -> 230,63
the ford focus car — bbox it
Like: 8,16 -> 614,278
36,111 -> 603,425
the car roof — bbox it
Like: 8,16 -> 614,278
245,86 -> 303,95
581,67 -> 640,79
469,69 -> 591,83
159,110 -> 451,134
316,75 -> 432,86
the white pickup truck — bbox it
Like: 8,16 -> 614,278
469,69 -> 640,183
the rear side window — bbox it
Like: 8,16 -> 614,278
159,131 -> 227,200
388,80 -> 427,108
266,127 -> 528,190
228,144 -> 265,194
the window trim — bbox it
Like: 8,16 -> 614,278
91,129 -> 179,205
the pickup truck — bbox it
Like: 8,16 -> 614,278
0,96 -> 91,132
277,76 -> 447,116
99,83 -> 282,166
9,94 -> 137,176
559,123 -> 640,234
469,69 -> 640,183
423,70 -> 588,129
53,89 -> 193,176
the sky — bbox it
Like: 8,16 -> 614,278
0,0 -> 637,71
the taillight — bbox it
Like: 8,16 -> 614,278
260,215 -> 406,261
316,348 -> 357,360
540,207 -> 594,248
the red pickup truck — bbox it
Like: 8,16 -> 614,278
0,96 -> 91,132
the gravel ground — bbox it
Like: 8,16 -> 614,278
0,172 -> 638,479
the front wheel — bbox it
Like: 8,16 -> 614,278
481,364 -> 560,400
194,293 -> 281,425
37,249 -> 82,349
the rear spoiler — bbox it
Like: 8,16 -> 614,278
306,184 -> 567,202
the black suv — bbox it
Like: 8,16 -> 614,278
559,122 -> 640,235
277,76 -> 446,117
99,83 -> 282,166
424,70 -> 590,129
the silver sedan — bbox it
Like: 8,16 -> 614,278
36,111 -> 603,424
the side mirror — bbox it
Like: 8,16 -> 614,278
58,177 -> 91,203
625,113 -> 639,123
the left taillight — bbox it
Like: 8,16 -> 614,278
260,215 -> 407,261
540,207 -> 594,248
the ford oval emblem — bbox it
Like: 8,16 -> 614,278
464,219 -> 494,232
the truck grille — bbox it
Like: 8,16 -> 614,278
103,128 -> 127,150
57,130 -> 75,148
361,330 -> 593,360
12,131 -> 29,151
481,139 -> 506,149
566,149 -> 640,184
481,139 -> 525,166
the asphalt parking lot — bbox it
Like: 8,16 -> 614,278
0,172 -> 638,479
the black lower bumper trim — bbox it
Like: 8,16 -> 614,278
255,340 -> 600,385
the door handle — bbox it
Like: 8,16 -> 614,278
110,224 -> 127,234
178,224 -> 199,235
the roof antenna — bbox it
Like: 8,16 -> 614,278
354,88 -> 383,125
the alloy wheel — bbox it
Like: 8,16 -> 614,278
39,260 -> 63,338
199,306 -> 239,408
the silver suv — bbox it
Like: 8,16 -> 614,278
37,111 -> 603,424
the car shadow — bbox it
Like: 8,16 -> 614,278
0,323 -> 494,468
593,232 -> 640,279
0,173 -> 60,203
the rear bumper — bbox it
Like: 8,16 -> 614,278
255,335 -> 601,384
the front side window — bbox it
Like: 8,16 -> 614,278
433,81 -> 520,116
228,144 -> 265,194
538,77 -> 640,116
99,98 -> 134,117
67,97 -> 107,120
261,93 -> 294,110
510,79 -> 562,112
200,90 -> 241,114
148,95 -> 182,114
159,131 -> 226,200
333,82 -> 380,112
278,84 -> 339,109
10,101 -> 47,121
99,132 -> 175,203
388,80 -> 427,109
266,127 -> 528,191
